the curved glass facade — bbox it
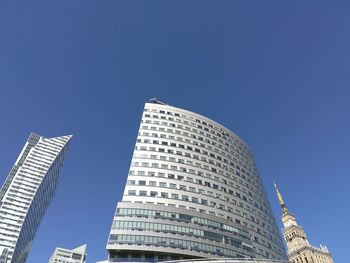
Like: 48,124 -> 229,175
107,101 -> 287,262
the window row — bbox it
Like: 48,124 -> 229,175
123,194 -> 277,248
112,220 -> 250,250
137,137 -> 254,177
126,179 -> 247,210
116,208 -> 249,239
141,117 -> 250,160
139,124 -> 251,167
108,234 -> 248,258
132,153 -> 267,204
134,143 -> 263,195
125,190 -> 266,234
109,253 -> 181,262
130,160 -> 258,201
143,108 -> 249,154
128,168 -> 268,217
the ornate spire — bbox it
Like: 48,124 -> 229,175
274,182 -> 288,213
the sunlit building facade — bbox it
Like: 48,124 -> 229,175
48,244 -> 87,263
0,133 -> 72,263
106,100 -> 287,262
274,183 -> 334,263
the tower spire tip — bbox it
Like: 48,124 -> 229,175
274,181 -> 288,213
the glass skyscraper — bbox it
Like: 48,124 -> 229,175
106,100 -> 287,262
0,133 -> 72,263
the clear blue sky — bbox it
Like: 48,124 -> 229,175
0,1 -> 349,262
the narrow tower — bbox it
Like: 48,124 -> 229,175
274,183 -> 334,263
0,133 -> 72,263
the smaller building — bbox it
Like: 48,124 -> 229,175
48,244 -> 87,263
274,183 -> 334,263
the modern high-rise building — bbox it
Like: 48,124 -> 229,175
0,133 -> 72,263
106,100 -> 287,262
274,183 -> 334,263
48,244 -> 87,263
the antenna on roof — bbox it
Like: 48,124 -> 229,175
148,98 -> 168,105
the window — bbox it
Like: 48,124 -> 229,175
72,253 -> 82,260
161,192 -> 169,198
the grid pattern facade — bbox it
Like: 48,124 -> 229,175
0,133 -> 72,263
107,102 -> 287,262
